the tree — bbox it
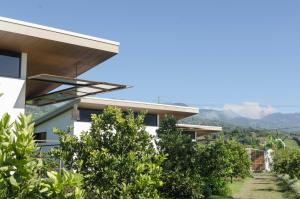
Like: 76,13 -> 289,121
52,106 -> 164,198
273,148 -> 300,179
197,139 -> 232,196
156,116 -> 203,198
0,113 -> 82,198
265,135 -> 285,150
197,139 -> 250,196
226,140 -> 250,182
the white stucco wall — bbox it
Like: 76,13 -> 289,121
0,53 -> 27,122
73,121 -> 91,137
35,109 -> 73,151
73,121 -> 158,138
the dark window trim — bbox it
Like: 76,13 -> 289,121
0,50 -> 21,79
77,108 -> 103,122
34,132 -> 47,143
77,108 -> 158,126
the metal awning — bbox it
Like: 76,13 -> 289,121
26,74 -> 128,106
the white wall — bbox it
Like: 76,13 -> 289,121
0,53 -> 27,122
73,121 -> 91,137
35,109 -> 73,151
73,121 -> 158,138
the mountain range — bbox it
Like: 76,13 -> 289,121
181,109 -> 300,133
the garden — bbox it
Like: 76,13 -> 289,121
0,106 -> 280,199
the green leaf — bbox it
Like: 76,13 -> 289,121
9,176 -> 19,187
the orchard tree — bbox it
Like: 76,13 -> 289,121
226,140 -> 250,182
0,113 -> 82,198
197,139 -> 250,196
197,139 -> 232,196
53,106 -> 164,199
156,116 -> 203,198
273,148 -> 300,179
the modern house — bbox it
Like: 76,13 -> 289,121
34,97 -> 222,149
0,16 -> 126,121
0,16 -> 222,148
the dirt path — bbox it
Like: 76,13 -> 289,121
233,173 -> 294,199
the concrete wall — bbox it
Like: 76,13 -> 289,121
0,53 -> 27,122
35,109 -> 73,151
73,121 -> 159,138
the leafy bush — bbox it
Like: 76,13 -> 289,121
226,140 -> 251,181
0,113 -> 82,198
197,139 -> 231,196
273,148 -> 300,179
53,106 -> 164,199
197,139 -> 250,196
156,116 -> 203,198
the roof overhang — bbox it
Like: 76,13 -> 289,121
34,97 -> 199,126
0,16 -> 119,98
177,123 -> 222,136
78,97 -> 199,120
26,74 -> 128,106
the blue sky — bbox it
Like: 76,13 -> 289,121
1,0 -> 300,115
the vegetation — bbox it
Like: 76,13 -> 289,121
273,148 -> 300,179
197,139 -> 250,196
0,113 -> 82,199
0,108 -> 253,198
202,127 -> 300,150
52,106 -> 164,199
156,116 -> 203,198
156,116 -> 250,198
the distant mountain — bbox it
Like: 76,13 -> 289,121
181,109 -> 300,133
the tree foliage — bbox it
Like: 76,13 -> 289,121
0,113 -> 82,199
197,139 -> 250,196
156,116 -> 203,198
273,148 -> 300,179
53,106 -> 164,199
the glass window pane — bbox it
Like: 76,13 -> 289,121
0,52 -> 20,78
34,132 -> 47,143
144,114 -> 158,126
78,108 -> 103,122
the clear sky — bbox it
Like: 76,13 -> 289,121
1,0 -> 300,115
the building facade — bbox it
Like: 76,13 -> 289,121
34,97 -> 222,150
0,16 -> 125,121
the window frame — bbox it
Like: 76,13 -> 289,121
0,51 -> 21,79
77,108 -> 103,122
34,132 -> 47,143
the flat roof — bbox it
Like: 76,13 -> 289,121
34,97 -> 199,126
177,123 -> 222,136
78,97 -> 199,119
0,16 -> 119,98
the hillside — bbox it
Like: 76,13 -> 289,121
181,109 -> 300,133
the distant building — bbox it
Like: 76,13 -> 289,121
34,97 -> 222,149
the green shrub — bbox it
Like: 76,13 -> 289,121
197,139 -> 250,196
273,148 -> 300,179
156,116 -> 203,198
0,113 -> 82,199
53,106 -> 164,199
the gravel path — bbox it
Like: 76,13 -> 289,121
233,173 -> 295,199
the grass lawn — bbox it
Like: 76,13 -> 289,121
228,177 -> 251,194
210,177 -> 251,199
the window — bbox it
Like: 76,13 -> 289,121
0,51 -> 21,78
34,132 -> 47,143
78,108 -> 103,122
182,131 -> 196,140
144,114 -> 158,126
123,112 -> 158,126
78,108 -> 158,126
